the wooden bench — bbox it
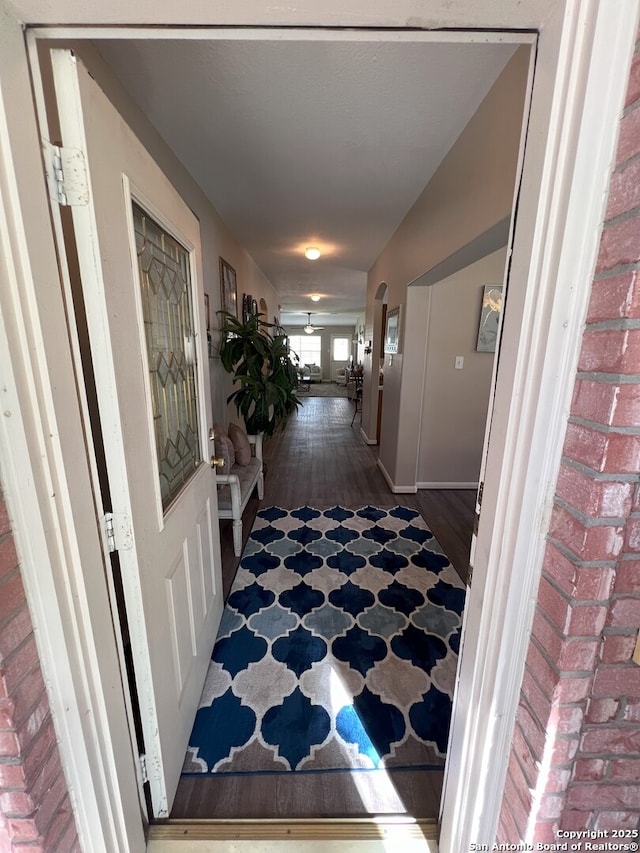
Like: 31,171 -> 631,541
215,433 -> 264,556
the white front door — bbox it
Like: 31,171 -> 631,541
50,49 -> 223,818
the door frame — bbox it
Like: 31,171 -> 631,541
0,3 -> 636,850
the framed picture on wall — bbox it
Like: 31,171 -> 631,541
219,257 -> 237,319
384,306 -> 401,354
476,285 -> 503,352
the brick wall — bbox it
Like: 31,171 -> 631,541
498,35 -> 640,842
0,483 -> 80,852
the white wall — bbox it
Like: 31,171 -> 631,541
417,248 -> 506,486
363,46 -> 529,487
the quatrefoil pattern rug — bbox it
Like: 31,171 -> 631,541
183,505 -> 465,776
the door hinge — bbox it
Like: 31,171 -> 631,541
42,139 -> 89,207
103,512 -> 133,554
477,480 -> 484,508
138,753 -> 149,785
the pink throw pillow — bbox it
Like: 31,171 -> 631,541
228,423 -> 252,466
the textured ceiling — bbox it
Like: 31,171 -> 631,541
95,37 -> 516,325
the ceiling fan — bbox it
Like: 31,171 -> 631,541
304,312 -> 325,334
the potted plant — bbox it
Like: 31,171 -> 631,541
218,311 -> 300,438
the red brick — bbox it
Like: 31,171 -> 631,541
537,575 -> 571,633
624,50 -> 640,108
571,378 -> 617,424
499,798 -> 522,844
522,669 -> 553,729
532,609 -> 563,664
44,821 -> 81,853
555,675 -> 595,704
2,637 -> 40,696
587,696 -> 617,727
512,723 -> 541,784
624,515 -> 640,551
555,462 -> 633,518
526,641 -> 560,699
552,704 -> 584,736
7,816 -> 39,842
574,566 -> 615,601
32,772 -> 69,836
614,562 -> 640,594
537,793 -> 563,820
623,697 -> 640,720
606,596 -> 640,626
560,809 -> 592,830
45,815 -> 79,853
607,432 -> 640,472
15,701 -> 51,757
563,422 -> 610,472
559,638 -> 600,671
594,810 -> 640,830
596,216 -> 640,273
567,604 -> 608,637
542,544 -> 577,597
606,156 -> 640,219
573,757 -> 607,780
594,665 -> 640,696
601,633 -> 637,663
581,725 -> 640,753
0,573 -> 26,625
586,272 -> 640,323
540,766 -> 571,793
578,328 -> 640,374
0,790 -> 33,817
549,505 -> 624,561
551,736 -> 579,765
6,668 -> 45,730
0,609 -> 32,661
505,779 -> 532,838
609,758 -> 640,780
0,536 -> 18,580
567,783 -> 640,809
0,695 -> 16,728
508,746 -> 535,800
516,702 -> 546,758
0,501 -> 10,537
613,381 -> 640,425
0,730 -> 20,758
0,763 -> 26,787
617,102 -> 640,164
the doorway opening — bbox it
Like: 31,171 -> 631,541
26,20 -> 536,844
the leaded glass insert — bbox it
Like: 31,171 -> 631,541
133,203 -> 201,509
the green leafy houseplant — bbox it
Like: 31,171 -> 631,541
218,311 -> 300,438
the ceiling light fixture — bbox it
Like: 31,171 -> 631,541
310,294 -> 320,302
305,247 -> 321,261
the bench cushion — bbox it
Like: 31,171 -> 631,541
216,458 -> 262,512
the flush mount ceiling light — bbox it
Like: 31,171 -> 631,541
310,294 -> 321,302
305,247 -> 321,260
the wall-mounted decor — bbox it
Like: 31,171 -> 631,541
242,293 -> 259,323
204,293 -> 213,358
476,285 -> 503,353
384,306 -> 401,354
219,257 -> 237,319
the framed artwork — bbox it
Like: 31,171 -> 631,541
476,285 -> 503,353
219,257 -> 237,319
204,293 -> 210,331
384,306 -> 401,354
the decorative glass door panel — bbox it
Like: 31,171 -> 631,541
133,203 -> 201,509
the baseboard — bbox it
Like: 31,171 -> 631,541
417,481 -> 479,490
359,426 -> 377,445
377,458 -> 418,494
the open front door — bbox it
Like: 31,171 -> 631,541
50,49 -> 223,818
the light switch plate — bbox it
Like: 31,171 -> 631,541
455,356 -> 464,369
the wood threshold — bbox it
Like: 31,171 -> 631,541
149,817 -> 438,841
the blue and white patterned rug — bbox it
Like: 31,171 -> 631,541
183,505 -> 465,776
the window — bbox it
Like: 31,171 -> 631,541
332,337 -> 350,362
288,335 -> 321,368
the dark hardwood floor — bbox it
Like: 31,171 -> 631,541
171,395 -> 476,821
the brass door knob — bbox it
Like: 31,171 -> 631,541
210,456 -> 225,468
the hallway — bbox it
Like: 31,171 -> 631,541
171,396 -> 475,820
